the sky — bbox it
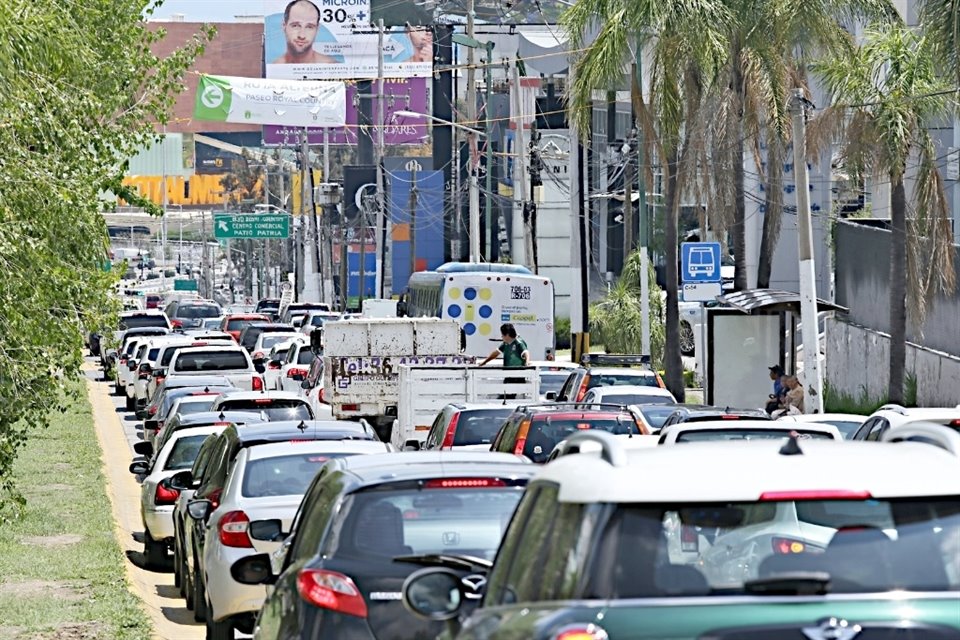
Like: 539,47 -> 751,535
150,0 -> 260,22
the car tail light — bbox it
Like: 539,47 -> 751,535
513,419 -> 531,456
575,376 -> 590,402
147,405 -> 158,415
721,414 -> 742,420
154,483 -> 180,506
217,510 -> 253,548
171,320 -> 183,328
318,388 -> 326,404
440,412 -> 461,450
948,419 -> 960,427
759,490 -> 872,501
297,569 -> 368,618
208,488 -> 223,511
424,478 -> 506,489
552,625 -> 609,640
771,536 -> 823,555
191,341 -> 208,347
287,367 -> 308,378
680,525 -> 699,552
251,376 -> 264,391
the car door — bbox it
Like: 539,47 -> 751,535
555,373 -> 580,402
423,409 -> 449,450
865,417 -> 890,441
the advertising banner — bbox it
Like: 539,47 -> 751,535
263,0 -> 433,80
262,78 -> 428,146
193,74 -> 347,127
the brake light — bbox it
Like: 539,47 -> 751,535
297,569 -> 368,618
771,536 -> 823,555
514,419 -> 531,456
318,388 -> 326,404
949,419 -> 960,427
217,510 -> 253,548
253,398 -> 274,405
191,341 -> 208,346
759,490 -> 872,501
154,483 -> 180,506
251,376 -> 264,391
721,414 -> 741,420
575,376 -> 590,402
171,320 -> 183,328
552,625 -> 609,640
424,478 -> 506,489
287,367 -> 308,378
440,412 -> 461,450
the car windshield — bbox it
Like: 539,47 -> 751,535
328,486 -> 525,561
821,420 -> 864,439
675,428 -> 835,442
173,351 -> 248,372
119,315 -> 167,330
588,373 -> 659,389
164,434 -> 209,471
538,373 -> 568,395
454,409 -> 514,446
595,393 -> 673,406
555,498 -> 960,597
637,405 -> 683,430
525,416 -> 636,463
174,398 -> 218,417
216,399 -> 311,421
178,304 -> 221,319
242,453 -> 354,498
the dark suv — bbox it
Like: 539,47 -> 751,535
490,403 -> 648,463
165,299 -> 223,330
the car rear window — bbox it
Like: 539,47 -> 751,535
216,399 -> 312,421
173,351 -> 249,372
174,398 -> 218,417
587,373 -> 659,389
297,350 -> 315,366
329,486 -> 524,561
120,315 -> 168,330
164,435 -> 210,471
147,348 -> 161,362
595,393 -> 673,406
453,408 -> 514,446
260,334 -> 300,350
637,405 -> 682,430
177,304 -> 221,319
524,416 -> 637,463
821,420 -> 863,439
227,317 -> 260,331
241,453 -> 354,497
538,373 -> 568,395
675,428 -> 836,442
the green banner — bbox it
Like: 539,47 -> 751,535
193,75 -> 233,122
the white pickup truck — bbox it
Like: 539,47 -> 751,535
392,365 -> 540,451
322,317 -> 471,441
166,345 -> 265,392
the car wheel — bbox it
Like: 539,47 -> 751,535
680,321 -> 696,356
143,531 -> 166,569
125,394 -> 136,411
114,381 -> 124,396
206,602 -> 234,640
193,561 -> 207,622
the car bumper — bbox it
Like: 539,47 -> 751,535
143,505 -> 175,542
204,544 -> 269,620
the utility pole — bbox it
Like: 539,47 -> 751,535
300,127 -> 321,302
790,88 -> 824,414
409,163 -> 418,277
569,60 -> 589,363
632,57 -> 651,358
527,125 -> 542,272
160,126 -> 168,291
466,0 -> 480,263
511,63 -> 527,266
374,19 -> 387,299
483,41 -> 495,258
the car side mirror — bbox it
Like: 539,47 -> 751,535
402,567 -> 465,622
128,460 -> 149,475
300,379 -> 310,390
545,391 -> 557,401
403,439 -> 422,452
248,519 -> 285,542
133,441 -> 153,457
187,499 -> 211,521
138,362 -> 151,373
167,470 -> 193,491
230,553 -> 277,586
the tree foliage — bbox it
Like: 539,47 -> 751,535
0,0 -> 212,518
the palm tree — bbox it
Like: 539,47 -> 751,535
921,0 -> 960,84
811,22 -> 956,403
562,0 -> 728,401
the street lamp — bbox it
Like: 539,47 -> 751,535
393,110 -> 486,263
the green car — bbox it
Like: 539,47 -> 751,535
402,433 -> 960,639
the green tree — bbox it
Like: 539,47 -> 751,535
811,22 -> 956,403
0,0 -> 211,517
920,0 -> 960,84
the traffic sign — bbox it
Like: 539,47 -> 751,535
214,214 -> 290,239
682,282 -> 721,302
681,242 -> 721,283
174,279 -> 198,291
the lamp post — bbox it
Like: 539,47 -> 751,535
394,111 -> 486,262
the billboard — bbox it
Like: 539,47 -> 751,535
263,0 -> 433,80
262,78 -> 429,146
347,249 -> 377,303
388,170 -> 445,295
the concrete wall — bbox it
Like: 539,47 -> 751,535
825,317 -> 960,406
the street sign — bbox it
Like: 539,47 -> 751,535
682,282 -> 721,302
174,279 -> 198,291
214,214 -> 290,239
681,242 -> 721,283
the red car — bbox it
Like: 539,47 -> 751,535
219,313 -> 270,342
145,294 -> 163,310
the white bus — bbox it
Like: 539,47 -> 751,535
401,262 -> 556,360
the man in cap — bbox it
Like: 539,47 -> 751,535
766,364 -> 786,414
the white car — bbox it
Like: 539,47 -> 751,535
298,310 -> 341,337
199,440 -> 392,638
129,425 -> 226,569
658,419 -> 841,444
122,341 -> 151,410
251,332 -> 305,363
529,360 -> 579,402
166,344 -> 265,392
270,341 -> 317,392
852,404 -> 960,441
581,384 -> 677,406
778,412 -> 867,440
209,390 -> 314,422
881,421 -> 960,456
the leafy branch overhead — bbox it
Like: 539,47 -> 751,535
0,0 -> 213,518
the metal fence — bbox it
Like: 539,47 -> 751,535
834,220 -> 960,357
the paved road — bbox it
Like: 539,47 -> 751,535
85,361 -> 205,640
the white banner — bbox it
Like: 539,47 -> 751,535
194,74 -> 346,127
263,0 -> 433,80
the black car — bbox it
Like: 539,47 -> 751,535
237,322 -> 294,353
659,406 -> 770,429
177,420 -> 378,624
254,298 -> 282,319
230,452 -> 534,640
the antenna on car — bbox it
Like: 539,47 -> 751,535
779,432 -> 804,456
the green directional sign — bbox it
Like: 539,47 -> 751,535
174,279 -> 198,291
214,214 -> 290,240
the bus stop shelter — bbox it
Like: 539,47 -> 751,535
706,289 -> 847,408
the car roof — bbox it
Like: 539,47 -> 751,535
225,420 -> 375,444
165,385 -> 237,399
162,374 -> 234,387
245,322 -> 291,329
121,310 -> 167,317
779,413 -> 867,423
583,368 -> 657,375
214,390 -> 306,402
511,403 -> 638,416
529,361 -> 579,370
661,419 -> 839,435
242,440 -> 390,461
322,451 -> 534,485
586,385 -> 675,397
446,402 -> 524,411
226,313 -> 269,319
178,410 -> 267,425
163,425 -> 224,443
540,436 -> 960,502
871,405 -> 960,420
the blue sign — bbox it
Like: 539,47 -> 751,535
681,242 -> 721,283
347,251 -> 377,304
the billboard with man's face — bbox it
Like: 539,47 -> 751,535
264,0 -> 433,80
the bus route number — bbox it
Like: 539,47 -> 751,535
510,285 -> 532,300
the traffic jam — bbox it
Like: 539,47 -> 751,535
95,287 -> 960,640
